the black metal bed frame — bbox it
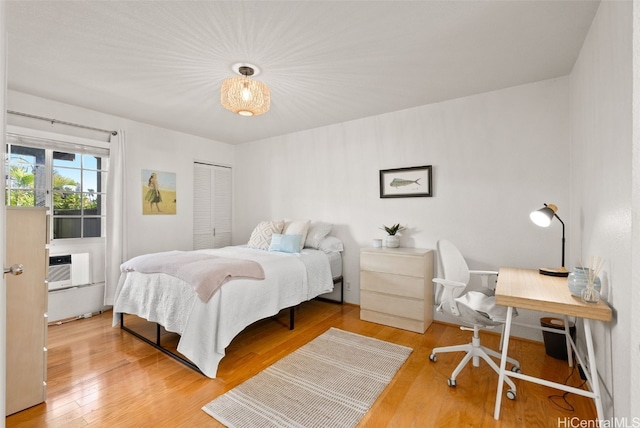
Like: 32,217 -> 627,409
119,276 -> 344,375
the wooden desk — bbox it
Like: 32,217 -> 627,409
493,268 -> 612,421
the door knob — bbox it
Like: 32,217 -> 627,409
3,264 -> 24,276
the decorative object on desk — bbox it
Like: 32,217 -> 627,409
372,238 -> 382,248
380,223 -> 405,248
567,267 -> 602,297
578,256 -> 603,303
379,165 -> 432,198
529,203 -> 568,277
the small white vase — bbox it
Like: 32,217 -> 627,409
384,235 -> 400,248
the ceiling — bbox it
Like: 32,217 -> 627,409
5,1 -> 600,144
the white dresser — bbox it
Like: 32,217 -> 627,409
360,247 -> 434,333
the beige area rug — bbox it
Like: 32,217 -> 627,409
202,327 -> 412,428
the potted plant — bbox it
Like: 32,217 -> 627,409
380,223 -> 405,248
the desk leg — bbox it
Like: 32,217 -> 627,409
563,315 -> 574,368
494,306 -> 514,420
584,319 -> 604,421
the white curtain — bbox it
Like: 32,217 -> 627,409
104,130 -> 127,305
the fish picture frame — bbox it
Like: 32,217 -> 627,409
379,165 -> 432,198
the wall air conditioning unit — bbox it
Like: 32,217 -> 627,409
47,253 -> 90,291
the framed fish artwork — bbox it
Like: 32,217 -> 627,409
379,165 -> 432,198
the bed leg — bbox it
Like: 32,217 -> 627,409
315,276 -> 345,305
289,307 -> 295,330
119,314 -> 204,376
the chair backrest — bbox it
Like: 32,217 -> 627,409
437,240 -> 470,286
435,240 -> 505,326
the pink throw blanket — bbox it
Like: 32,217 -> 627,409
121,251 -> 265,303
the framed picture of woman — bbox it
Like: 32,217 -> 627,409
141,169 -> 177,215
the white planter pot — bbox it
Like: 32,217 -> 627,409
384,235 -> 400,248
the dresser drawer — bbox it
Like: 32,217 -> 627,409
360,270 -> 425,299
360,251 -> 425,277
360,290 -> 425,321
360,309 -> 426,334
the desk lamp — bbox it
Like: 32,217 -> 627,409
530,203 -> 569,277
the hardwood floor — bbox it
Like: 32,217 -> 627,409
7,301 -> 596,427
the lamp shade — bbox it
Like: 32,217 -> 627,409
530,203 -> 558,228
220,76 -> 270,117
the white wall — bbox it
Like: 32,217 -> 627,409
235,77 -> 572,339
569,0 -> 636,420
121,118 -> 234,258
632,0 -> 640,417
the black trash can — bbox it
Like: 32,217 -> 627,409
540,317 -> 576,361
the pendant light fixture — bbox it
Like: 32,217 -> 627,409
220,65 -> 270,117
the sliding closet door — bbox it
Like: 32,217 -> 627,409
193,162 -> 232,250
211,166 -> 232,247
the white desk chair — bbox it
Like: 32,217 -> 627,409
429,240 -> 519,398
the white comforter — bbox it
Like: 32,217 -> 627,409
112,246 -> 334,378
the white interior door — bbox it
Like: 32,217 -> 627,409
193,162 -> 232,249
5,208 -> 47,415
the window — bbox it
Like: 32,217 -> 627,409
5,133 -> 109,240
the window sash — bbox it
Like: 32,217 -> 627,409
5,127 -> 109,240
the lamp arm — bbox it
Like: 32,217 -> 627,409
554,212 -> 566,268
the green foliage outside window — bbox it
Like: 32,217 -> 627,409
6,164 -> 36,206
7,167 -> 98,211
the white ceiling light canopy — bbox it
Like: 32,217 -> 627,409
220,63 -> 270,117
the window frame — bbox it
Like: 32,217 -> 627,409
5,126 -> 110,242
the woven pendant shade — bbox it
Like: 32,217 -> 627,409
220,74 -> 270,117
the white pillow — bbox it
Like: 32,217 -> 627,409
247,220 -> 285,250
304,222 -> 333,249
283,219 -> 310,251
318,236 -> 344,253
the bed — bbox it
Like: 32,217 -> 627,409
112,244 -> 343,378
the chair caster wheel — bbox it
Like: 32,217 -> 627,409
447,378 -> 457,387
506,389 -> 516,400
429,354 -> 437,362
511,366 -> 521,373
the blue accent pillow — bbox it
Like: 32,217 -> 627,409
268,234 -> 302,253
